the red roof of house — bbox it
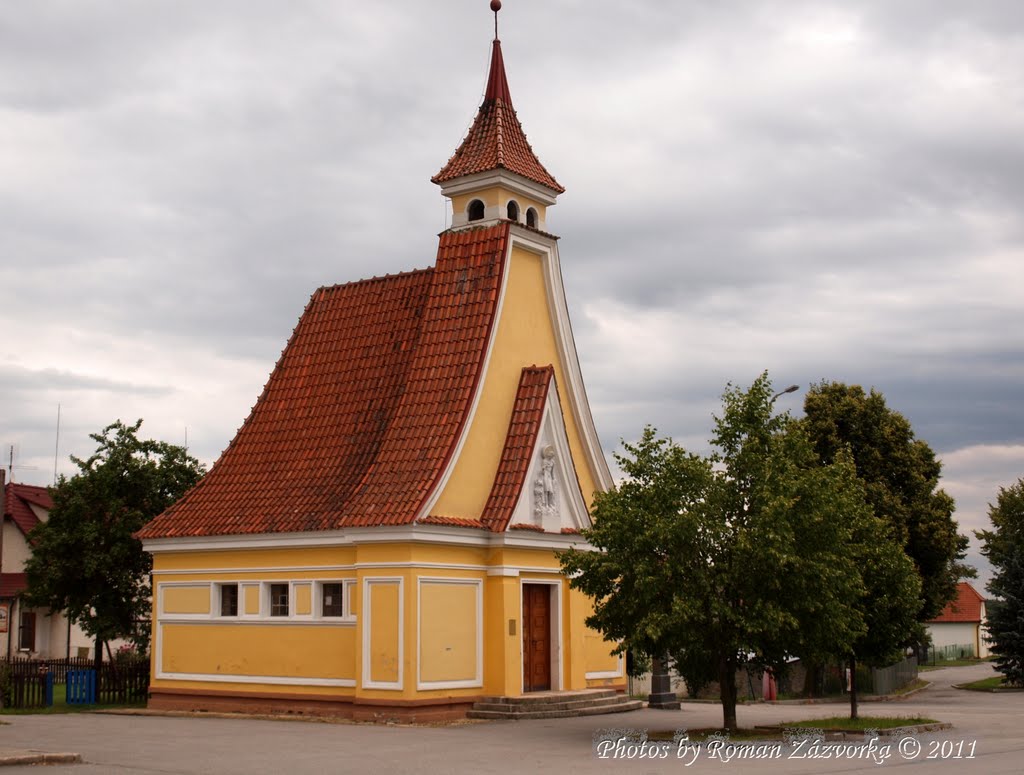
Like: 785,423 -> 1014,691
929,582 -> 985,623
0,572 -> 28,598
481,365 -> 553,532
432,38 -> 564,194
4,482 -> 51,537
138,223 -> 511,539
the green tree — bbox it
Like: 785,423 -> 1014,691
24,420 -> 204,663
801,382 -> 971,623
843,524 -> 921,717
561,374 -> 875,731
976,478 -> 1024,686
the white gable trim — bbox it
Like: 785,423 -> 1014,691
414,229 -> 613,523
518,228 -> 614,493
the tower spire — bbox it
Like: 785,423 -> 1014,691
431,0 -> 564,194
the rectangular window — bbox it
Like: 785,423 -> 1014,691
269,583 -> 289,617
321,583 -> 344,617
19,611 -> 36,651
219,584 -> 239,617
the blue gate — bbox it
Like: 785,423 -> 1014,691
66,670 -> 97,704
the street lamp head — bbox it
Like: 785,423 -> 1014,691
771,384 -> 801,401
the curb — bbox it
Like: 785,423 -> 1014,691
749,680 -> 933,705
0,751 -> 82,767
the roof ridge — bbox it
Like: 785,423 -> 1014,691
318,266 -> 434,294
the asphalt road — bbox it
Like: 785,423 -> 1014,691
1,663 -> 1019,774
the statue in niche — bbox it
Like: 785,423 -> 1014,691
533,445 -> 558,523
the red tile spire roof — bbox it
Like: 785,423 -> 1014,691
432,37 -> 564,193
929,581 -> 985,623
138,223 -> 511,539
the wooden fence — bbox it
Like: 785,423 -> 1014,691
99,660 -> 149,704
3,673 -> 52,710
3,656 -> 94,684
1,657 -> 149,710
865,655 -> 918,695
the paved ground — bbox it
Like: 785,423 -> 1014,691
1,663 -> 1020,774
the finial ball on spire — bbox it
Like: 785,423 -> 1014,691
490,1 -> 501,12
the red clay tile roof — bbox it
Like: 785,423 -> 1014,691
480,366 -> 553,532
0,572 -> 28,598
139,223 -> 511,539
929,582 -> 985,623
432,39 -> 564,194
4,483 -> 51,537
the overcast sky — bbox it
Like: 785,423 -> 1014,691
3,1 -> 1021,590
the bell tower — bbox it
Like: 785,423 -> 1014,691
432,1 -> 564,233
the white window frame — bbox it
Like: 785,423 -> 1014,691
314,579 -> 356,622
263,581 -> 291,618
213,582 -> 240,618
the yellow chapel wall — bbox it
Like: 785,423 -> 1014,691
149,541 -> 618,702
150,546 -> 361,697
430,242 -> 600,520
150,543 -> 515,701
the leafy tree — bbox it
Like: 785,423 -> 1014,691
24,420 -> 204,665
801,382 -> 971,623
976,478 -> 1024,686
562,374 -> 877,731
843,523 -> 921,717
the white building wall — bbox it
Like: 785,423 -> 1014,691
927,622 -> 979,655
2,521 -> 31,570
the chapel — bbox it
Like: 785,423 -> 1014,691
138,2 -> 628,720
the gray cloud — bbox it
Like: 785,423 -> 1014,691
2,1 -> 1021,588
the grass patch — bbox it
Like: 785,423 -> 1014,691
782,715 -> 937,731
956,676 -> 1024,692
1,684 -> 146,715
889,678 -> 928,695
647,728 -> 782,742
643,716 -> 938,742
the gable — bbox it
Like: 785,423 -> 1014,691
506,373 -> 590,534
421,231 -> 612,522
4,483 -> 50,536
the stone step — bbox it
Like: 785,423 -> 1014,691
467,699 -> 643,720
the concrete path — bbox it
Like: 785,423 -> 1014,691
0,663 -> 1019,774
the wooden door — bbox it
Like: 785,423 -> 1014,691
522,584 -> 551,692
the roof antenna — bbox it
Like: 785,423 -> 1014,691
491,0 -> 501,40
53,403 -> 61,484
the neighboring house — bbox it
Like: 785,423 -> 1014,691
1,474 -> 96,659
136,11 -> 622,721
926,581 -> 989,659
